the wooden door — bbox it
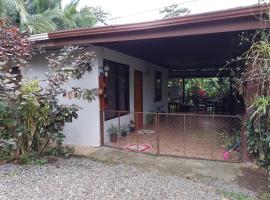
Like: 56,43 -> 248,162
134,70 -> 143,129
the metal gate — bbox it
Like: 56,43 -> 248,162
101,110 -> 243,162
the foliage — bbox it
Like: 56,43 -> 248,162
230,30 -> 270,170
178,78 -> 230,105
228,6 -> 270,186
185,78 -> 230,98
44,145 -> 74,157
159,4 -> 190,19
246,96 -> 270,167
0,150 -> 13,162
217,131 -> 239,150
145,113 -> 155,124
107,124 -> 119,136
120,124 -> 129,132
0,25 -> 96,163
0,0 -> 56,33
0,0 -> 109,33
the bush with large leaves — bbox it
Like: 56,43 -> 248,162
230,29 -> 270,188
0,25 -> 96,161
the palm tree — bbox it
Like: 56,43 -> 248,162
0,0 -> 108,33
43,0 -> 109,30
0,0 -> 56,33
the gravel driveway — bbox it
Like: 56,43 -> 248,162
0,158 -> 257,200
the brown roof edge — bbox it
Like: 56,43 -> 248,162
48,4 -> 268,39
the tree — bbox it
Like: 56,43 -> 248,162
58,0 -> 108,29
0,0 -> 56,33
159,4 -> 190,19
0,0 -> 109,33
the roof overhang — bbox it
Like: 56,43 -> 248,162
33,5 -> 270,47
30,4 -> 270,78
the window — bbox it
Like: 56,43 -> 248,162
104,59 -> 129,120
154,71 -> 162,101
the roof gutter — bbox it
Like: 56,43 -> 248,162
29,4 -> 269,44
48,4 -> 268,40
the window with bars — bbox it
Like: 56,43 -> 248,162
104,59 -> 129,120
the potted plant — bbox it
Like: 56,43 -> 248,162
107,124 -> 119,143
128,120 -> 135,133
121,124 -> 128,137
145,113 -> 155,124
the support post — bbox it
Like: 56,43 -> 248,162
118,111 -> 121,148
156,113 -> 160,155
182,78 -> 185,106
241,112 -> 248,162
100,110 -> 104,146
183,114 -> 186,156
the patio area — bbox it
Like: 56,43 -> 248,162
104,112 -> 242,162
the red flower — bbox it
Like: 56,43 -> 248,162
199,89 -> 206,96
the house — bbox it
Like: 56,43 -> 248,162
29,5 -> 269,161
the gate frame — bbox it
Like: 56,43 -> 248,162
100,109 -> 245,163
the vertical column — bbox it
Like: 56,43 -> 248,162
211,115 -> 214,160
100,110 -> 104,146
182,78 -> 185,106
241,113 -> 248,162
183,114 -> 186,156
156,113 -> 160,155
118,112 -> 121,148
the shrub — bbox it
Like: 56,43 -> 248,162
0,25 -> 96,162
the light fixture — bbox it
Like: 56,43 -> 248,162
103,65 -> 110,77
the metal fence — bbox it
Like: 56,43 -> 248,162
101,110 -> 243,162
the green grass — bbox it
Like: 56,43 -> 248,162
220,191 -> 253,200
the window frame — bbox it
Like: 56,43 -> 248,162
154,71 -> 162,102
104,59 -> 130,121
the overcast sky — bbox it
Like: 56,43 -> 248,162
62,0 -> 259,25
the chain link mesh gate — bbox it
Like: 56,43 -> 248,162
102,110 -> 243,162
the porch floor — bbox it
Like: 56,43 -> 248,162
105,115 -> 242,162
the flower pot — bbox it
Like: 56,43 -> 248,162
129,126 -> 135,133
110,133 -> 118,143
121,131 -> 127,137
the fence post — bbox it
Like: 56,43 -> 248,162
156,113 -> 160,155
241,113 -> 248,162
136,112 -> 139,150
211,115 -> 214,160
183,114 -> 186,156
100,110 -> 104,146
118,111 -> 120,148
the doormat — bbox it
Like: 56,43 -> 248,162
138,130 -> 155,135
124,143 -> 152,152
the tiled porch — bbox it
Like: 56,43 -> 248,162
105,114 -> 242,162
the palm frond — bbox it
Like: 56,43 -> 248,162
63,0 -> 79,19
25,14 -> 56,33
0,0 -> 22,17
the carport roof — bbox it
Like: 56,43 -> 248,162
31,4 -> 270,78
32,4 -> 269,46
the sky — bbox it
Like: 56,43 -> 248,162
62,0 -> 260,25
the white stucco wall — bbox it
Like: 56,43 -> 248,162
101,47 -> 168,144
27,45 -> 168,147
26,46 -> 101,147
